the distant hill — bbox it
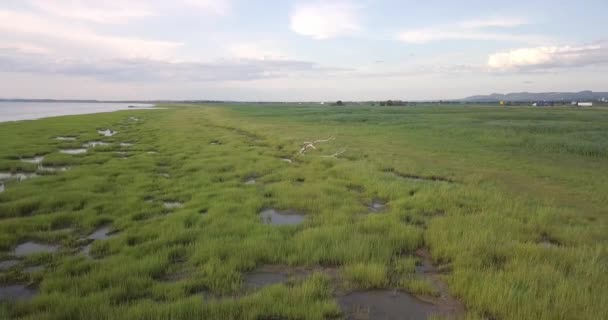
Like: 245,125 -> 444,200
462,91 -> 608,102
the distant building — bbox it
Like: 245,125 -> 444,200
578,102 -> 593,107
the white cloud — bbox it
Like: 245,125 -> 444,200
0,42 -> 50,55
397,29 -> 542,44
181,0 -> 231,15
397,17 -> 539,44
458,18 -> 528,29
26,0 -> 231,24
0,9 -> 181,59
0,52 -> 346,82
227,42 -> 287,60
290,1 -> 361,39
487,43 -> 608,70
27,0 -> 154,24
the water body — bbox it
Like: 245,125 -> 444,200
260,209 -> 305,225
81,226 -> 118,258
88,226 -> 113,240
0,285 -> 38,301
83,141 -> 110,148
164,202 -> 183,209
60,148 -> 87,155
244,265 -> 310,290
0,102 -> 154,123
0,260 -> 19,270
338,290 -> 439,320
14,242 -> 59,257
98,129 -> 117,137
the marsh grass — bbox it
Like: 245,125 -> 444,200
0,104 -> 606,319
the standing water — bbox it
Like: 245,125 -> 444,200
0,102 -> 154,122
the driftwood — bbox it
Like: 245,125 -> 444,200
299,137 -> 335,155
299,137 -> 345,159
321,149 -> 346,158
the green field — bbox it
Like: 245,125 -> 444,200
0,104 -> 607,319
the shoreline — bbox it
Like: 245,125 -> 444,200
0,102 -> 156,123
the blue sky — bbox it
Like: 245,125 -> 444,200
0,0 -> 606,100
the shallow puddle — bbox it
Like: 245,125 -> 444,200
81,226 -> 118,258
14,242 -> 59,257
0,172 -> 38,181
0,285 -> 38,301
23,266 -> 44,273
245,271 -> 288,289
56,136 -> 76,141
338,290 -> 439,320
38,165 -> 70,172
244,178 -> 256,185
368,199 -> 387,213
414,248 -> 465,316
260,209 -> 305,225
164,202 -> 183,209
98,129 -> 117,137
0,260 -> 19,270
244,265 -> 309,290
60,148 -> 87,154
88,226 -> 114,240
281,158 -> 293,163
83,141 -> 110,148
120,142 -> 134,147
81,244 -> 92,258
20,156 -> 44,164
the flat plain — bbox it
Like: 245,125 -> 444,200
0,104 -> 606,319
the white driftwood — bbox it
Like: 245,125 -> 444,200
300,137 -> 335,155
321,149 -> 346,158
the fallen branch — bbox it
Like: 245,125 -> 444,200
300,137 -> 335,155
321,149 -> 346,158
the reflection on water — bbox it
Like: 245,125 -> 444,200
0,102 -> 155,122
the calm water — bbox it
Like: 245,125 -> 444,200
0,102 -> 154,122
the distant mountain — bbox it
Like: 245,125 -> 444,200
462,91 -> 608,102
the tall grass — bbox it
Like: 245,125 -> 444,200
0,104 -> 606,319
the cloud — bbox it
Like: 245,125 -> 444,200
181,0 -> 231,15
227,42 -> 287,60
26,0 -> 154,24
0,42 -> 50,55
26,0 -> 231,24
0,9 -> 181,59
397,30 -> 535,44
458,18 -> 528,29
487,43 -> 608,70
397,17 -> 539,44
290,1 -> 361,39
0,48 -> 346,82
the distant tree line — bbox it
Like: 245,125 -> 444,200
333,100 -> 414,106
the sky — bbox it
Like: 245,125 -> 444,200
0,0 -> 607,101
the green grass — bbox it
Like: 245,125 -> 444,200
0,104 -> 607,319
